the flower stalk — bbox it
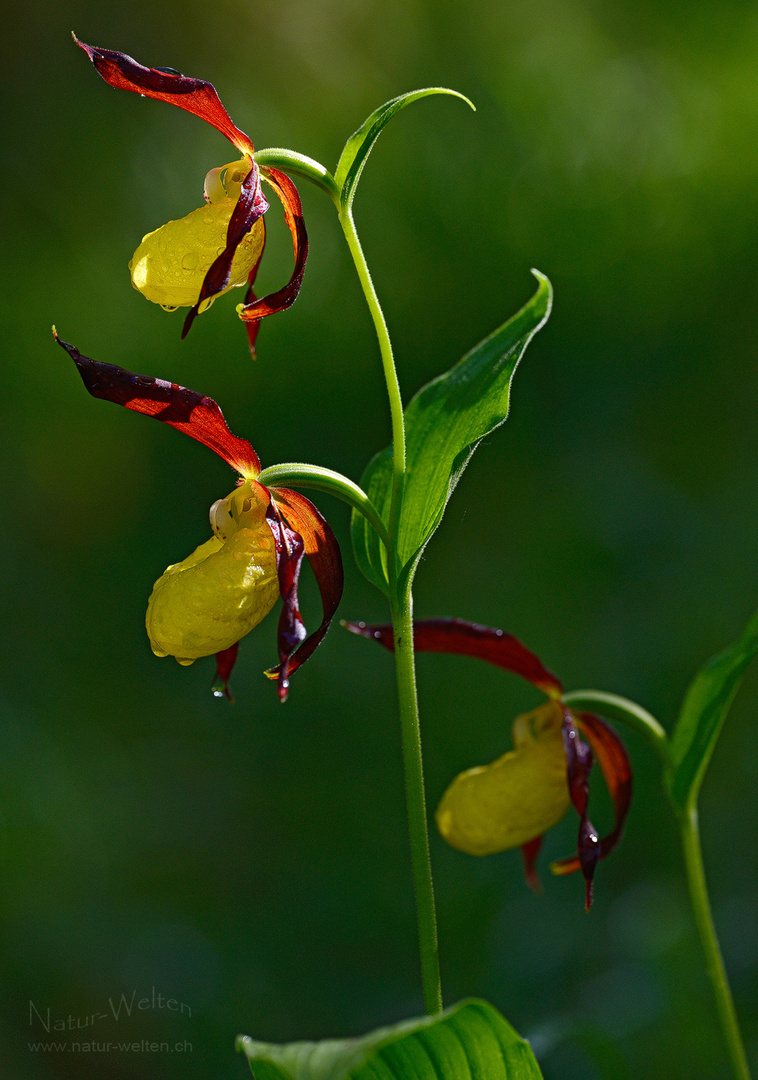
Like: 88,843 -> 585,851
339,209 -> 407,559
339,205 -> 442,1014
390,583 -> 443,1015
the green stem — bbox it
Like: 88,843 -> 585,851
339,207 -> 441,1014
562,689 -> 669,764
339,209 -> 406,561
391,581 -> 443,1015
565,690 -> 750,1078
679,805 -> 752,1080
254,148 -> 340,207
257,462 -> 389,548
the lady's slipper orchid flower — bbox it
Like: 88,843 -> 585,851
75,37 -> 307,356
346,618 -> 631,909
55,331 -> 342,701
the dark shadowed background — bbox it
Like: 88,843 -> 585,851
2,1 -> 757,1077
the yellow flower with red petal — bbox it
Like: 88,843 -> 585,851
76,37 -> 307,355
347,618 -> 631,908
56,332 -> 343,701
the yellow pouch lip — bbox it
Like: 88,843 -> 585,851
129,158 -> 264,310
145,485 -> 278,664
435,700 -> 570,855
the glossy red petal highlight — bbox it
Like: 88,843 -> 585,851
265,488 -> 344,685
343,618 -> 563,696
74,36 -> 254,155
213,643 -> 239,702
182,164 -> 269,340
55,332 -> 260,476
553,711 -> 633,878
238,167 -> 308,326
265,502 -> 307,702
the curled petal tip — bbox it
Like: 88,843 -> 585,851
213,643 -> 239,702
520,836 -> 544,894
57,338 -> 261,476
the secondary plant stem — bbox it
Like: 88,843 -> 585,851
679,806 -> 752,1080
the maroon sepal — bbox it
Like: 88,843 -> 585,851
238,167 -> 308,327
241,239 -> 267,359
561,708 -> 600,911
74,36 -> 255,155
265,502 -> 307,702
553,711 -> 632,872
343,618 -> 563,697
213,643 -> 239,702
520,836 -> 544,894
264,488 -> 344,689
55,331 -> 260,477
182,164 -> 269,340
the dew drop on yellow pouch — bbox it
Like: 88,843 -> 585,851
129,159 -> 265,309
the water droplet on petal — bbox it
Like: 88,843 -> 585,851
211,675 -> 233,702
182,252 -> 199,271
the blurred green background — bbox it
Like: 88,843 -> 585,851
2,1 -> 757,1077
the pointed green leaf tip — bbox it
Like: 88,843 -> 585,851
336,88 -> 476,214
352,272 -> 552,595
237,999 -> 543,1080
667,605 -> 758,814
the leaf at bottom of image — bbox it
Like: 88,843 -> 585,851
237,998 -> 543,1080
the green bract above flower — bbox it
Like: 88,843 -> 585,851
346,618 -> 632,909
75,36 -> 307,356
55,331 -> 343,702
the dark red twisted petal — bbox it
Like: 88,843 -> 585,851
264,488 -> 344,688
520,836 -> 544,894
55,331 -> 260,476
74,36 -> 255,155
213,643 -> 239,702
241,238 -> 267,359
559,707 -> 600,910
552,711 -> 632,875
264,502 -> 307,702
343,617 -> 563,697
238,167 -> 308,326
182,163 -> 269,340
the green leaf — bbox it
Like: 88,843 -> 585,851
350,274 -> 552,594
395,271 -> 551,574
667,605 -> 758,813
335,88 -> 475,214
237,998 -> 543,1080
